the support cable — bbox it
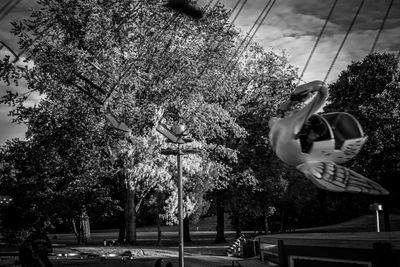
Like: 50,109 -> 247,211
209,0 -> 276,92
227,0 -> 276,74
0,0 -> 14,17
222,0 -> 273,76
349,0 -> 395,103
231,0 -> 246,23
323,0 -> 365,82
297,0 -> 338,85
171,0 -> 250,133
301,0 -> 365,131
195,0 -> 245,78
152,0 -> 246,91
0,41 -> 18,59
203,0 -> 215,10
189,0 -> 275,124
369,0 -> 394,54
0,0 -> 22,22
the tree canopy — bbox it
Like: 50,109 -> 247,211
324,52 -> 400,216
7,0 -> 374,244
0,0 -> 300,244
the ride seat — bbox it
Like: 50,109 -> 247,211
322,112 -> 365,150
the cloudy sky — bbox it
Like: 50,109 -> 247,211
1,0 -> 400,145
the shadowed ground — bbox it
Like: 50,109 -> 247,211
1,214 -> 400,266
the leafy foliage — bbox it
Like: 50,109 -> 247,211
325,53 -> 400,196
0,0 -> 263,242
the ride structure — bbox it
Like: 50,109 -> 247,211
269,80 -> 388,195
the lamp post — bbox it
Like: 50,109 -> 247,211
369,203 -> 383,232
157,123 -> 200,267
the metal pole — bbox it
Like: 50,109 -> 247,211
376,210 -> 380,232
177,145 -> 184,267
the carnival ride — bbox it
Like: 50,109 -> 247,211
269,81 -> 388,195
267,0 -> 394,195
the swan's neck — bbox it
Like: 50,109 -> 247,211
305,86 -> 328,115
292,85 -> 328,131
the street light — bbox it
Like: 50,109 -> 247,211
369,203 -> 383,232
157,123 -> 200,267
0,195 -> 13,206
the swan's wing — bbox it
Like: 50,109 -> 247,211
296,161 -> 389,195
105,114 -> 131,133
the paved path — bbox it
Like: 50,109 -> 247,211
53,256 -> 236,267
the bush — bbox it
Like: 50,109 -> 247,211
1,229 -> 31,245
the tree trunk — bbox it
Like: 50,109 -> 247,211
230,196 -> 242,238
214,192 -> 227,243
125,186 -> 137,245
279,208 -> 286,233
234,214 -> 241,238
80,211 -> 91,244
156,216 -> 162,246
263,211 -> 269,235
71,218 -> 82,245
118,210 -> 126,243
183,216 -> 191,243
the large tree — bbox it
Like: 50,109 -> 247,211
324,52 -> 400,229
0,95 -> 114,244
0,0 -> 250,244
226,45 -> 297,236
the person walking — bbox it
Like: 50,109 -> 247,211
19,222 -> 53,267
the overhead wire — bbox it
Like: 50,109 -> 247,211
0,0 -> 22,22
180,0 -> 276,132
298,0 -> 393,96
157,0 -> 248,127
203,0 -> 215,10
231,0 -> 245,22
297,0 -> 338,85
195,0 -> 245,78
323,0 -> 365,82
207,0 -> 276,92
227,0 -> 276,74
0,41 -> 18,59
0,0 -> 14,17
349,0 -> 395,103
369,0 -> 394,54
153,0 -> 246,89
104,1 -> 191,103
221,0 -> 274,76
103,0 -> 224,105
299,0 -> 366,133
186,0 -> 246,81
0,0 -> 22,53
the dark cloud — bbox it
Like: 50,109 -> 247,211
291,0 -> 400,30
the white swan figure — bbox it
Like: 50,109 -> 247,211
269,80 -> 388,195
